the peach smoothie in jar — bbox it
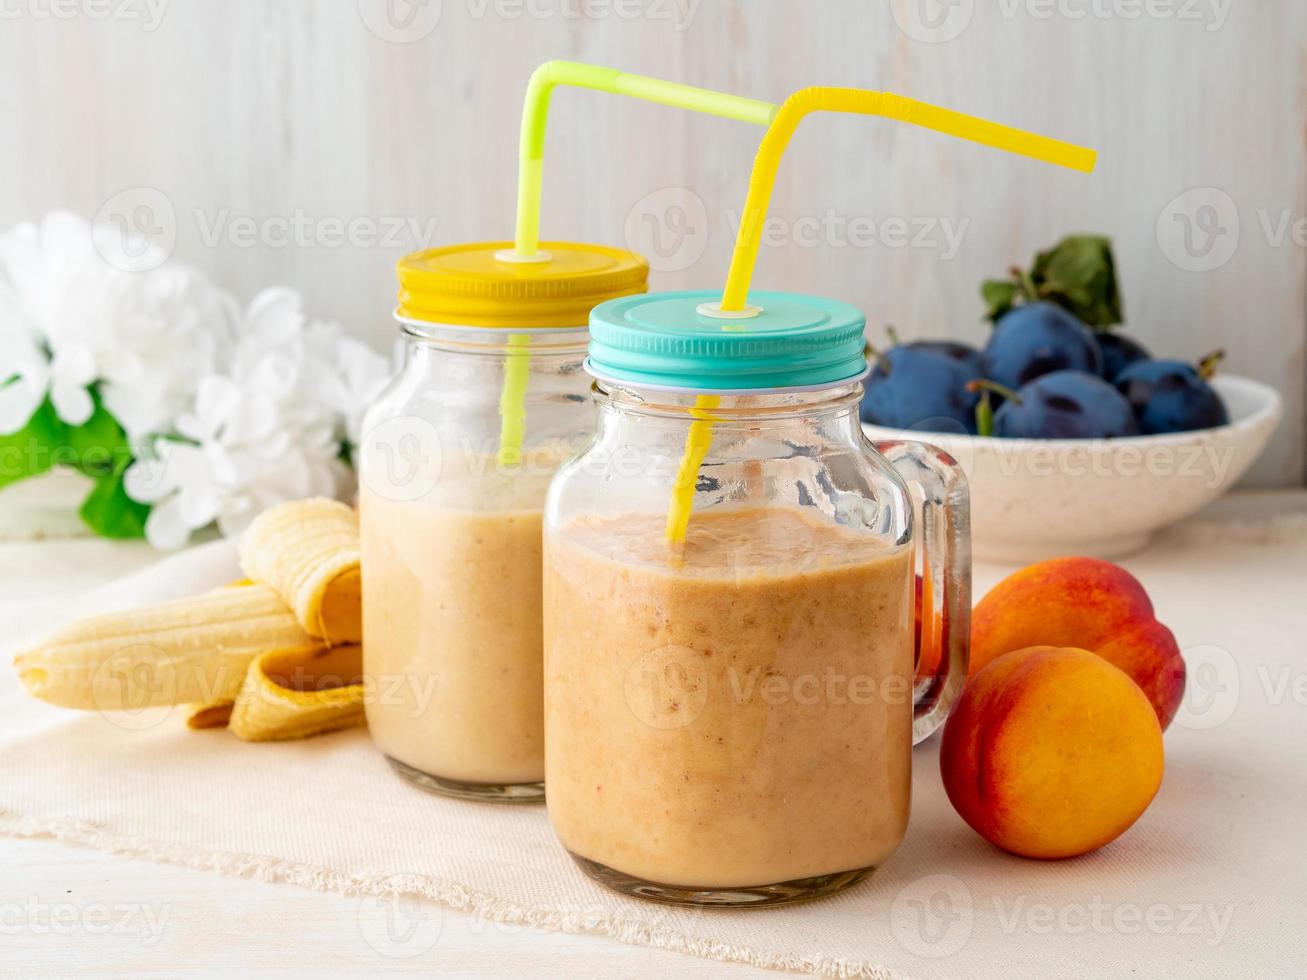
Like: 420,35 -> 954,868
361,466 -> 555,790
544,506 -> 915,889
357,241 -> 647,802
542,289 -> 969,904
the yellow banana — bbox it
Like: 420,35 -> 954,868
239,498 -> 362,644
186,701 -> 234,729
228,644 -> 365,741
12,583 -> 316,711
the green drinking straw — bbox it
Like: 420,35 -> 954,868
494,62 -> 779,467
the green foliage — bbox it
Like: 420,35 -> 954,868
0,391 -> 147,539
982,234 -> 1124,329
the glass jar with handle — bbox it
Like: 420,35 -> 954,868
542,289 -> 971,904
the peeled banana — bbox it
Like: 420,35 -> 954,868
16,497 -> 370,743
238,498 -> 362,644
13,583 -> 317,711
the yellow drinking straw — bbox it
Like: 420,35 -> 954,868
494,62 -> 778,467
664,87 -> 1097,542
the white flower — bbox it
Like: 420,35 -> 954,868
2,210 -> 390,548
125,374 -> 349,550
123,287 -> 389,548
0,211 -> 234,438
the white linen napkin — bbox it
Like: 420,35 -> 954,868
2,521 -> 1305,978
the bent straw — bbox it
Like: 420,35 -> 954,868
664,87 -> 1097,542
496,61 -> 777,468
511,61 -> 777,260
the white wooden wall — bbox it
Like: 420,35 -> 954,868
1,0 -> 1302,485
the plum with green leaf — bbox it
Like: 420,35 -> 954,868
983,234 -> 1123,327
981,301 -> 1103,390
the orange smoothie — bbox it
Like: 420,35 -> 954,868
543,506 -> 914,888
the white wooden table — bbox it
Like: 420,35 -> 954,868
2,491 -> 1302,978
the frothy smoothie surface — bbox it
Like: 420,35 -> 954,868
544,506 -> 914,889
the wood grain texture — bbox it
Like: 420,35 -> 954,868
0,0 -> 1302,485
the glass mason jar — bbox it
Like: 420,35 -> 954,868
543,290 -> 970,903
358,242 -> 647,802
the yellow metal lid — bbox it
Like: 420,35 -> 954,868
396,241 -> 649,329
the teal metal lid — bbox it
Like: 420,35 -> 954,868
587,290 -> 867,392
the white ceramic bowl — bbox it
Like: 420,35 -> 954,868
863,375 -> 1282,563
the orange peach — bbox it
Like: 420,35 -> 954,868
940,646 -> 1164,859
971,557 -> 1185,729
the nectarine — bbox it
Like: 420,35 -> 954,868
971,557 -> 1185,729
940,646 -> 1164,859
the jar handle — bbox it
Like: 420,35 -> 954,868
874,440 -> 971,744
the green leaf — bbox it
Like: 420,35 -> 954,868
79,470 -> 150,540
64,400 -> 134,478
0,397 -> 65,490
1029,234 -> 1123,328
981,279 -> 1020,323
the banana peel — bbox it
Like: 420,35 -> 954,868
228,644 -> 365,741
238,498 -> 362,644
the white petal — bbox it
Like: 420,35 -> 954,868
0,377 -> 45,435
194,375 -> 240,427
123,457 -> 176,503
165,443 -> 214,490
50,343 -> 98,384
50,379 -> 93,426
176,484 -> 219,528
143,494 -> 192,550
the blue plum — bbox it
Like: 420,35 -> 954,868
982,302 -> 1103,389
860,346 -> 981,434
905,339 -> 983,378
1114,356 -> 1229,434
1095,332 -> 1151,381
990,370 -> 1139,439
